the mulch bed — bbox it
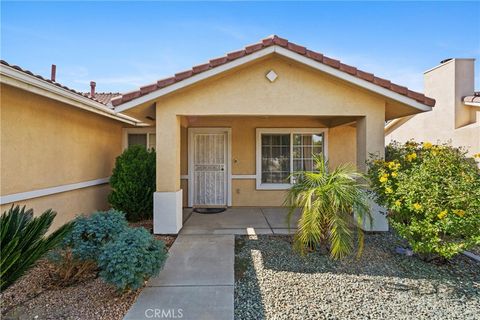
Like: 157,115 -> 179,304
1,220 -> 176,320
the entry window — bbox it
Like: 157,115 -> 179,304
256,129 -> 327,189
261,134 -> 290,183
125,130 -> 156,150
148,134 -> 156,149
128,134 -> 147,147
292,134 -> 324,172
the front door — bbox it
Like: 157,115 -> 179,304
191,130 -> 228,207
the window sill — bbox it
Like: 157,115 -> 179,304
256,183 -> 291,190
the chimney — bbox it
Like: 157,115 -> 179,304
50,64 -> 56,82
424,58 -> 476,128
90,81 -> 96,98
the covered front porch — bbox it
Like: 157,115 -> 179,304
181,207 -> 302,235
153,113 -> 386,235
113,47 -> 433,236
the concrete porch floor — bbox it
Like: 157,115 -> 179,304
124,207 -> 300,320
181,207 -> 301,235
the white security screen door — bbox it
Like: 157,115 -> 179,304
192,132 -> 227,206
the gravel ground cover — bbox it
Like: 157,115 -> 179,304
468,246 -> 480,257
0,260 -> 140,320
1,221 -> 175,320
235,233 -> 480,320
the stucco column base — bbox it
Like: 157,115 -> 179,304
153,190 -> 183,234
355,196 -> 389,232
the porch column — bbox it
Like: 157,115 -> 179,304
356,115 -> 388,231
356,115 -> 385,170
153,110 -> 182,234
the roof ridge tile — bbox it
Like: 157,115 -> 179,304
192,63 -> 211,74
157,77 -> 176,88
227,50 -> 246,60
175,70 -> 194,81
272,36 -> 288,47
209,57 -> 228,67
140,83 -> 159,95
323,56 -> 341,68
245,42 -> 264,54
356,70 -> 375,82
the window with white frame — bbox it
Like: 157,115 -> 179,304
124,128 -> 156,150
256,128 -> 328,189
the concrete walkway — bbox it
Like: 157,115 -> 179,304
181,207 -> 299,235
124,208 -> 298,320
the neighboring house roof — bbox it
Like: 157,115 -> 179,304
463,92 -> 480,107
386,92 -> 479,134
0,60 -> 112,106
0,60 -> 144,125
86,92 -> 121,105
111,35 -> 436,111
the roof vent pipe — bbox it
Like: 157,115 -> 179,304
50,64 -> 56,82
90,81 -> 96,97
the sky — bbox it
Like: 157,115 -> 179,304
1,1 -> 479,93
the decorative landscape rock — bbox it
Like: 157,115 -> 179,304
234,233 -> 480,320
395,246 -> 414,256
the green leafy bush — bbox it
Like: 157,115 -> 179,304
109,145 -> 156,221
367,141 -> 480,259
0,205 -> 72,292
62,209 -> 128,260
98,227 -> 167,291
285,155 -> 371,259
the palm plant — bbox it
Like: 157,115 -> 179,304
285,155 -> 371,259
0,205 -> 72,292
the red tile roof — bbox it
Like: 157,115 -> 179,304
86,92 -> 121,105
111,35 -> 436,108
463,92 -> 480,104
1,60 -> 111,106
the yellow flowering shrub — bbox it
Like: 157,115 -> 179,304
406,153 -> 417,162
453,209 -> 465,217
413,203 -> 422,211
379,175 -> 388,183
437,210 -> 447,219
367,140 -> 480,260
423,142 -> 433,149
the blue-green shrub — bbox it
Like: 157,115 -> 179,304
63,209 -> 128,260
98,228 -> 167,291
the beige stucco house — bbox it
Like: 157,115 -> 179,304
111,35 -> 435,234
0,61 -> 145,228
1,35 -> 436,233
386,58 -> 479,157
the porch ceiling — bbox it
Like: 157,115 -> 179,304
183,115 -> 357,128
